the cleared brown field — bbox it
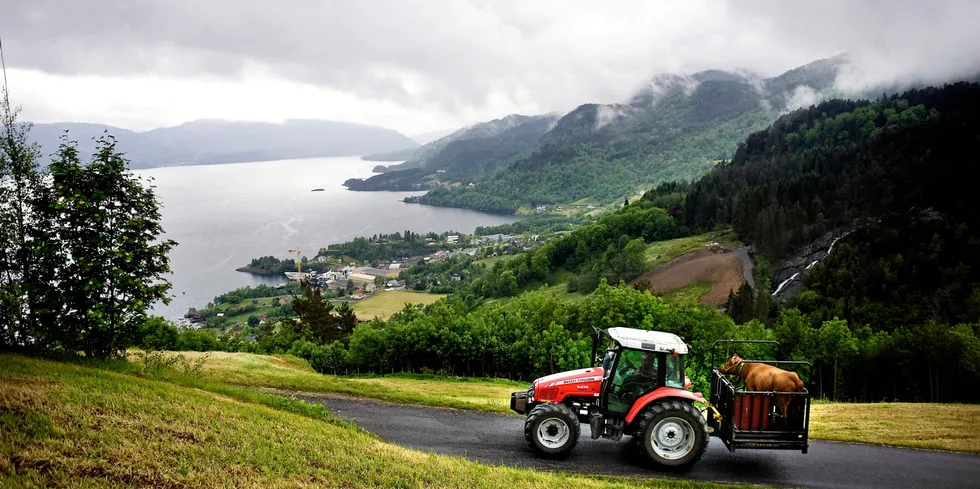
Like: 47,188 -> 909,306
635,248 -> 746,306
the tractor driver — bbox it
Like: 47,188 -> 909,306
636,353 -> 658,383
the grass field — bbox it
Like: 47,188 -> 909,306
351,290 -> 447,320
213,296 -> 279,324
810,402 -> 980,453
127,352 -> 980,454
658,281 -> 714,306
2,354 -> 746,489
163,351 -> 525,413
475,254 -> 514,267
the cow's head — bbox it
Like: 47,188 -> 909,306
721,354 -> 743,375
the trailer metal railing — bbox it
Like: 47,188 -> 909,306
708,340 -> 811,453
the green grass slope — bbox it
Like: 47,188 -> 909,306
0,353 -> 748,489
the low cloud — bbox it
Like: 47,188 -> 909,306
0,0 -> 977,131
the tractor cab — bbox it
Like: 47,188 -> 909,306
597,327 -> 690,415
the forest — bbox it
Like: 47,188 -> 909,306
644,82 -> 980,401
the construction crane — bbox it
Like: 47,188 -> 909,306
288,248 -> 303,282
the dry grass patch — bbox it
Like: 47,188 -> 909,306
352,290 -> 447,320
811,402 -> 980,453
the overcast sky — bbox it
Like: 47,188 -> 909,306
1,0 -> 978,135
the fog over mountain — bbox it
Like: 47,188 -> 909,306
26,119 -> 418,169
2,1 -> 978,135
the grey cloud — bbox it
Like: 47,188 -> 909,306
1,0 -> 978,119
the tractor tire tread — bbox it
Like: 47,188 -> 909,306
632,399 -> 709,470
524,402 -> 580,458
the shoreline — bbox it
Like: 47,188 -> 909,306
235,266 -> 283,276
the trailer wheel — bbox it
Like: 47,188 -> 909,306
632,399 -> 708,470
524,403 -> 580,458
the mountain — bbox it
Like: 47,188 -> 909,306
411,129 -> 456,145
643,81 -> 980,402
360,147 -> 417,162
25,119 -> 418,169
345,113 -> 559,191
407,56 -> 867,213
654,81 -> 980,327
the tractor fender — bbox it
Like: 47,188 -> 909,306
624,387 -> 706,424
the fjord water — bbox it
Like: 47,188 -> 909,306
137,156 -> 519,321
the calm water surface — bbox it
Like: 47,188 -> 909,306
137,156 -> 519,320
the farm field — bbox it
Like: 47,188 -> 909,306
351,290 -> 447,320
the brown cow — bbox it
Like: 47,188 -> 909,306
721,354 -> 805,419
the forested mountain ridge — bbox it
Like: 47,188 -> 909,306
412,56 -> 860,213
345,114 -> 560,192
26,119 -> 419,169
640,82 -> 980,401
669,82 -> 980,261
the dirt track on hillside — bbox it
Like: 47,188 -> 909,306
635,247 -> 748,305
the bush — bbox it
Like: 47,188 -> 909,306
132,350 -> 210,376
289,339 -> 317,361
139,316 -> 180,351
310,342 -> 351,375
175,328 -> 220,352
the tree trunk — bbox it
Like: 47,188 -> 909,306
927,363 -> 934,403
833,358 -> 838,401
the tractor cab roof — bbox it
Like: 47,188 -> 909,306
607,327 -> 688,354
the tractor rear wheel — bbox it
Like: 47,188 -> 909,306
524,403 -> 580,457
632,399 -> 708,470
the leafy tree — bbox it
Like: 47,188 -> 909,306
41,135 -> 176,357
0,90 -> 55,350
815,318 -> 858,400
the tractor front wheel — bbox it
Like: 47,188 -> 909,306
524,403 -> 580,458
633,399 -> 708,470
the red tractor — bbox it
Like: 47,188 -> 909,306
510,328 -> 811,470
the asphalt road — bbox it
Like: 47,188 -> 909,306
294,394 -> 980,489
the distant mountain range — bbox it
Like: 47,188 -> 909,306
25,119 -> 419,169
345,54 -> 966,213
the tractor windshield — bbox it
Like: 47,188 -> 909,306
606,349 -> 659,414
665,354 -> 685,388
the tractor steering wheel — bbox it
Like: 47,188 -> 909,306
619,379 -> 651,400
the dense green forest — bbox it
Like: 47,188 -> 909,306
474,214 -> 588,236
643,82 -> 980,401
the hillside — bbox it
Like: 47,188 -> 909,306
346,113 -> 559,190
1,354 -> 737,489
360,146 -> 417,161
26,119 -> 418,169
408,56 -> 860,213
646,82 -> 980,401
